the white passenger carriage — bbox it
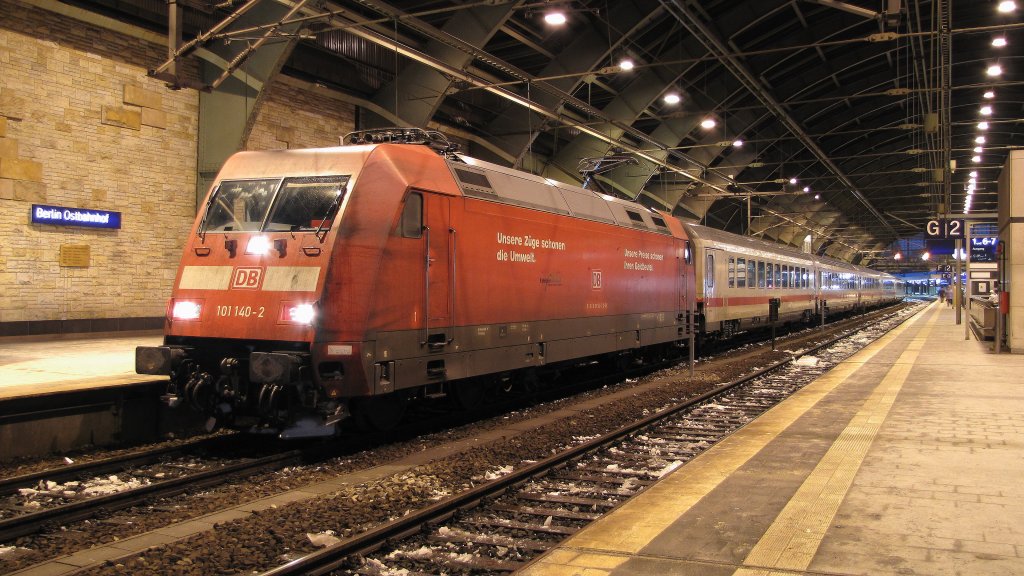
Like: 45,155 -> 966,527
815,254 -> 861,316
683,223 -> 903,339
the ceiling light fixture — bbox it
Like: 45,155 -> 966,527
814,193 -> 821,200
984,90 -> 995,99
975,136 -> 986,144
972,155 -> 982,162
803,186 -> 810,192
974,146 -> 984,153
732,139 -> 744,147
978,121 -> 990,130
980,105 -> 993,115
987,64 -> 1003,76
969,170 -> 978,178
992,37 -> 1008,47
544,11 -> 567,25
789,177 -> 797,184
663,92 -> 681,104
700,118 -> 717,129
998,1 -> 1016,13
618,58 -> 634,71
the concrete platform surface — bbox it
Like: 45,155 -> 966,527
521,302 -> 1024,576
0,332 -> 163,400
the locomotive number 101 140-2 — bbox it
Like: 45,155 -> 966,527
215,305 -> 266,319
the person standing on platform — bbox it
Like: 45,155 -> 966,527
938,287 -> 945,304
989,280 -> 1001,303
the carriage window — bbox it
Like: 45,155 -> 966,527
728,257 -> 736,288
400,192 -> 423,238
757,261 -> 766,288
747,259 -> 756,289
802,268 -> 808,289
765,261 -> 773,288
782,265 -> 789,288
706,253 -> 715,289
774,263 -> 781,289
737,258 -> 747,288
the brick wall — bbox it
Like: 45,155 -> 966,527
245,79 -> 356,150
0,3 -> 359,332
0,1 -> 199,326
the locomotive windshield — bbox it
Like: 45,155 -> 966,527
202,178 -> 278,232
265,176 -> 350,232
200,175 -> 350,234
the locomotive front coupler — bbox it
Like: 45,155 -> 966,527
135,345 -> 193,407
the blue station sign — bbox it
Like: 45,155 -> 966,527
31,204 -> 122,229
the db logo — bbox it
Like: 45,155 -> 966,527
591,270 -> 602,290
231,267 -> 263,290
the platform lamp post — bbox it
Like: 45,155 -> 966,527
894,250 -> 902,284
921,251 -> 931,299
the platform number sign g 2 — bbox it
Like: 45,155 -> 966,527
925,218 -> 964,238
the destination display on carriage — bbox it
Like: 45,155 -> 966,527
31,204 -> 122,229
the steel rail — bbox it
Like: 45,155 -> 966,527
0,435 -> 238,497
0,446 -> 304,542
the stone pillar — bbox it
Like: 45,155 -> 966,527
997,150 -> 1024,352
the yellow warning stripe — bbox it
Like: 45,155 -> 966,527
518,303 -> 934,576
733,305 -> 942,576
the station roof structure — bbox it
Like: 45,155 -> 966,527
66,0 -> 1020,268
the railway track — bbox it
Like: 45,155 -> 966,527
0,434 -> 318,542
261,304 -> 916,576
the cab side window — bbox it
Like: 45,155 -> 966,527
401,192 -> 423,238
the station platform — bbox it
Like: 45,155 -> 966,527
0,332 -> 163,400
521,302 -> 1024,576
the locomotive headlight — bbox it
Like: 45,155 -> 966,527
171,300 -> 202,320
288,303 -> 316,324
246,235 -> 271,255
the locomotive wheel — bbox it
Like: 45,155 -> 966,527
519,369 -> 540,395
449,379 -> 486,411
350,393 -> 410,432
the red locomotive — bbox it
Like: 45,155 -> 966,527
137,129 -> 901,438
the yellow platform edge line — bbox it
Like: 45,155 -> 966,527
735,308 -> 942,574
518,303 -> 936,576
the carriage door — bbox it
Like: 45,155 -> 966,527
422,192 -> 452,349
705,249 -> 721,301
